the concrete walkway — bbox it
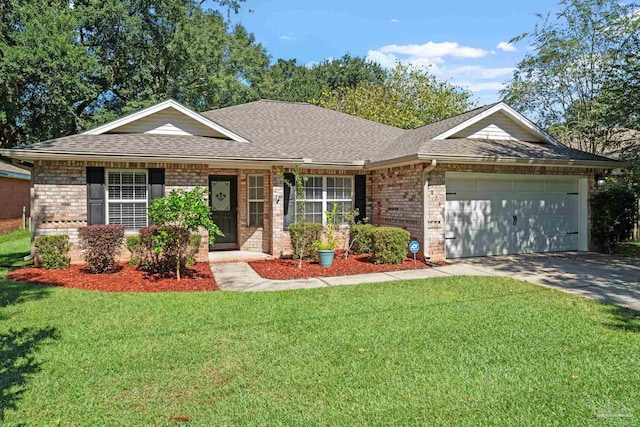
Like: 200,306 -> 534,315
210,262 -> 492,292
456,252 -> 640,311
211,252 -> 640,311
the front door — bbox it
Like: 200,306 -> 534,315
209,175 -> 237,247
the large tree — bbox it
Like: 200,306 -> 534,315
257,54 -> 386,103
0,0 -> 268,148
314,63 -> 474,129
502,0 -> 640,155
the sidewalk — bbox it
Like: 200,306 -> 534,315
210,261 -> 494,292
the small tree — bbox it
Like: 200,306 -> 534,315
148,187 -> 223,280
276,164 -> 308,267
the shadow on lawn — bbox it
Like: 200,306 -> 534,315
0,277 -> 51,309
603,305 -> 640,333
0,326 -> 58,421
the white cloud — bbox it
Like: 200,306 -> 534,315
366,40 -> 512,102
279,35 -> 296,41
496,41 -> 517,52
377,41 -> 487,64
448,65 -> 514,80
456,81 -> 507,92
390,18 -> 400,23
526,45 -> 535,51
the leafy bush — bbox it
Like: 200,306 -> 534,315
125,235 -> 141,266
34,235 -> 70,269
186,233 -> 202,266
148,187 -> 222,280
136,226 -> 202,273
289,222 -> 323,260
591,187 -> 637,253
78,225 -> 125,273
370,227 -> 410,264
350,224 -> 374,254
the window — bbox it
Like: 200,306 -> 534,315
107,170 -> 148,232
248,175 -> 264,227
326,177 -> 353,223
296,176 -> 353,225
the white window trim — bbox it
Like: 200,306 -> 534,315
247,174 -> 265,227
105,169 -> 149,232
295,175 -> 354,225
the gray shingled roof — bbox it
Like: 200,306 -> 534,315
0,160 -> 30,179
415,138 -> 615,162
1,99 -> 623,166
375,103 -> 499,161
6,133 -> 304,161
202,100 -> 404,164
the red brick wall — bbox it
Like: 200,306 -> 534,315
32,160 -> 274,263
0,177 -> 30,221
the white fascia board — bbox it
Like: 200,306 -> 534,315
81,99 -> 249,143
432,102 -> 561,146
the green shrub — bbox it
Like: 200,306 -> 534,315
34,235 -> 70,269
186,233 -> 202,266
350,224 -> 374,254
137,226 -> 202,274
370,227 -> 410,264
125,235 -> 141,265
78,225 -> 125,273
591,187 -> 637,253
289,222 -> 323,260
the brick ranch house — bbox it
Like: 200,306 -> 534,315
0,160 -> 30,233
0,99 -> 622,263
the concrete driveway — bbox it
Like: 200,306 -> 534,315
455,252 -> 640,311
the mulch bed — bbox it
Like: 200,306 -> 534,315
249,252 -> 431,280
6,262 -> 219,293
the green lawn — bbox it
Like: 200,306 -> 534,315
1,233 -> 639,425
616,240 -> 640,258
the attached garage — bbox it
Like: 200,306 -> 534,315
445,173 -> 589,258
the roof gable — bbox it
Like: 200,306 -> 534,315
433,102 -> 559,145
82,100 -> 248,142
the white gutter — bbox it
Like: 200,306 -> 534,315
422,159 -> 437,259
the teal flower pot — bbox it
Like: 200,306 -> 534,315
317,250 -> 335,267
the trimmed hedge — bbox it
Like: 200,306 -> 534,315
370,226 -> 410,265
350,223 -> 374,255
289,222 -> 323,260
78,225 -> 125,273
591,187 -> 637,253
34,235 -> 70,269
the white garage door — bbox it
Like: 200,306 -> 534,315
445,174 -> 585,258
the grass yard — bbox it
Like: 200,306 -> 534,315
1,232 -> 640,425
616,240 -> 640,259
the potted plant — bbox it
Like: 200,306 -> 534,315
314,203 -> 339,267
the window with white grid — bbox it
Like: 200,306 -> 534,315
326,176 -> 353,223
248,175 -> 264,227
296,176 -> 353,225
107,170 -> 148,232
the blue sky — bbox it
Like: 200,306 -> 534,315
222,0 -> 562,105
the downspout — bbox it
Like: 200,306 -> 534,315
422,159 -> 437,259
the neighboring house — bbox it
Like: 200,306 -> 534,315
0,160 -> 30,233
0,99 -> 623,263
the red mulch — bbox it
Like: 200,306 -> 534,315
6,262 -> 219,293
249,252 -> 431,280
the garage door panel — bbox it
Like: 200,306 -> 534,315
445,175 -> 581,258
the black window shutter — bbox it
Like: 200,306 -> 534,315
283,172 -> 296,230
148,168 -> 165,204
86,167 -> 105,225
354,174 -> 367,223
